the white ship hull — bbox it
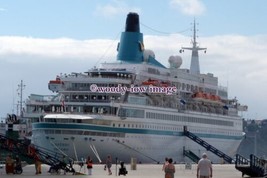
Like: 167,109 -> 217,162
32,128 -> 242,163
32,112 -> 243,163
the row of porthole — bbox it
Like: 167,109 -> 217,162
146,112 -> 233,127
112,123 -> 180,131
112,123 -> 241,136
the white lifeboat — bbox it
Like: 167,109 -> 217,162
192,92 -> 222,104
142,79 -> 160,86
48,76 -> 64,92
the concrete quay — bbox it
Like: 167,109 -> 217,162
0,163 -> 246,178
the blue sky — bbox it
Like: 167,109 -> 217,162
1,0 -> 266,38
0,0 -> 267,119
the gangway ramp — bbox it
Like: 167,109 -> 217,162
235,154 -> 267,177
0,133 -> 76,174
183,126 -> 233,164
183,147 -> 200,164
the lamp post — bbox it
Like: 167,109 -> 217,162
254,130 -> 258,156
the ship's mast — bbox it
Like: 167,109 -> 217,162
180,19 -> 207,75
17,80 -> 26,117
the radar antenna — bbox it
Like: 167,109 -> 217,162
179,18 -> 207,75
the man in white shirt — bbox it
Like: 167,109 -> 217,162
197,153 -> 212,178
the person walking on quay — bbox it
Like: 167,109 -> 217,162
162,157 -> 169,171
27,144 -> 41,174
62,155 -> 68,175
164,158 -> 175,178
34,153 -> 42,174
86,156 -> 93,175
197,153 -> 212,178
5,154 -> 14,174
14,155 -> 22,173
105,155 -> 112,175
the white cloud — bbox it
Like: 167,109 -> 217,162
0,34 -> 267,119
0,36 -> 117,62
93,0 -> 141,18
170,0 -> 206,16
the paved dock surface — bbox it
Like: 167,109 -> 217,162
0,163 -> 249,178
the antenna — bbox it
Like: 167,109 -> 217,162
17,80 -> 26,117
179,18 -> 207,75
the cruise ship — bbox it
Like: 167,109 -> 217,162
27,13 -> 246,163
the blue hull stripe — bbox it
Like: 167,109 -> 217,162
32,123 -> 243,140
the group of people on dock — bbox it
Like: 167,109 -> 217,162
162,153 -> 212,178
86,154 -> 112,176
3,151 -> 212,177
43,152 -> 212,177
4,154 -> 22,174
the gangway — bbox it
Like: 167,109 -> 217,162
0,133 -> 76,174
183,147 -> 200,164
235,154 -> 267,177
183,126 -> 233,164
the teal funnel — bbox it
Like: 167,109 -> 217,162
117,12 -> 144,63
